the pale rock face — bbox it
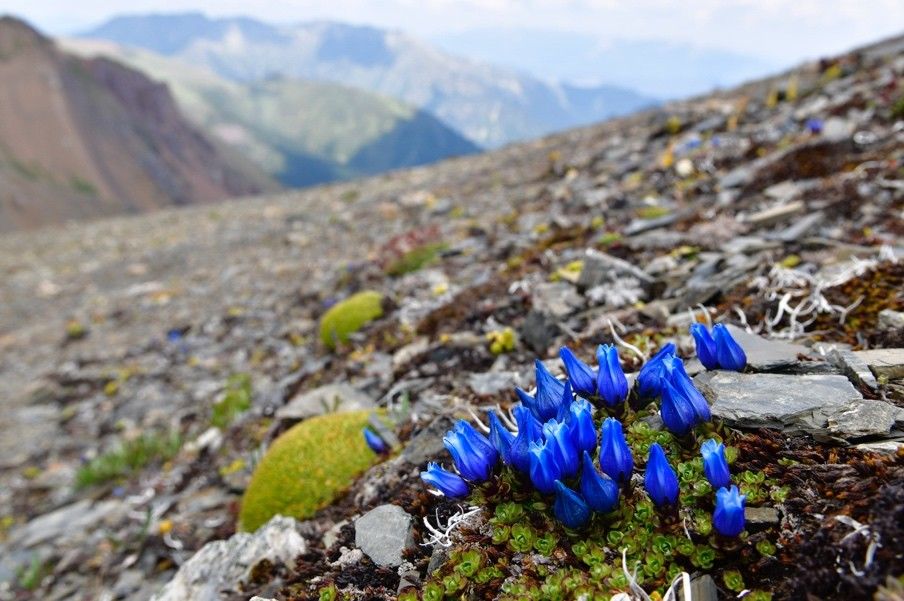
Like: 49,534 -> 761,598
151,515 -> 306,601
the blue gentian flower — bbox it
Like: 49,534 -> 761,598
559,346 -> 596,397
443,420 -> 498,482
508,405 -> 544,473
554,480 -> 590,529
701,439 -> 731,490
568,397 -> 598,453
555,380 -> 575,423
580,450 -> 619,514
689,323 -> 719,370
713,485 -> 746,537
598,418 -> 633,484
644,443 -> 679,508
596,344 -> 628,407
659,378 -> 699,436
805,118 -> 823,134
533,359 -> 567,421
487,411 -> 515,464
543,418 -> 579,477
420,462 -> 469,498
528,439 -> 562,494
637,342 -> 677,398
713,324 -> 747,371
668,365 -> 711,423
363,428 -> 389,454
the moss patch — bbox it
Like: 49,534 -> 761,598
319,291 -> 384,349
239,410 -> 376,531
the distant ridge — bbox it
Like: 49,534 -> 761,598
0,16 -> 277,232
82,13 -> 658,148
63,38 -> 481,187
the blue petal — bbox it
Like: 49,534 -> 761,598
701,439 -> 731,490
671,369 -> 711,423
420,462 -> 469,498
713,324 -> 747,371
528,439 -> 561,494
596,344 -> 629,407
363,428 -> 389,454
487,411 -> 515,464
569,398 -> 598,453
580,450 -> 619,513
713,485 -> 746,537
442,421 -> 497,482
690,323 -> 719,370
543,418 -> 579,477
598,418 -> 633,484
659,378 -> 697,436
637,343 -> 677,398
554,480 -> 590,529
533,359 -> 567,422
643,443 -> 679,507
508,405 -> 543,473
559,346 -> 597,397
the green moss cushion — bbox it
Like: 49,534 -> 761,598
239,410 -> 376,531
319,291 -> 384,349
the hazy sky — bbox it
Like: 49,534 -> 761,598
5,0 -> 903,64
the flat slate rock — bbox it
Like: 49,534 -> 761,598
828,348 -> 879,389
355,504 -> 414,567
152,515 -> 306,601
276,383 -> 374,421
853,348 -> 904,379
724,324 -> 811,371
694,371 -> 900,440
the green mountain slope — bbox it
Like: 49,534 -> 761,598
63,39 -> 479,186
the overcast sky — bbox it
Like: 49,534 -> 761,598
5,0 -> 903,64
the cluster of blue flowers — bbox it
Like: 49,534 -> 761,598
420,326 -> 748,536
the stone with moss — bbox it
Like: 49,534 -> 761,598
239,410 -> 376,531
318,291 -> 384,349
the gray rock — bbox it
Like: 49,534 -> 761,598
112,569 -> 145,599
624,212 -> 679,235
354,505 -> 414,567
724,324 -> 810,371
426,546 -> 449,575
767,210 -> 825,242
822,117 -> 854,142
577,249 -> 654,290
720,166 -> 753,189
151,515 -> 306,601
827,400 -> 904,439
402,415 -> 454,466
468,371 -> 524,396
276,383 -> 374,421
7,499 -> 126,549
855,440 -> 904,454
828,348 -> 879,389
878,309 -> 904,331
678,574 -> 718,601
745,506 -> 781,528
695,371 -> 898,440
530,281 -> 583,318
745,200 -> 806,228
853,348 -> 904,380
520,310 -> 560,354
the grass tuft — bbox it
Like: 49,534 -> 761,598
75,430 -> 182,489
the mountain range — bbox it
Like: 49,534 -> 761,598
0,16 -> 275,232
81,13 -> 658,148
433,29 -> 778,99
63,39 -> 480,187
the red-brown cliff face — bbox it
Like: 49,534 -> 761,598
0,16 -> 277,231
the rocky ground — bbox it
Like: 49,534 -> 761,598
0,35 -> 903,601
